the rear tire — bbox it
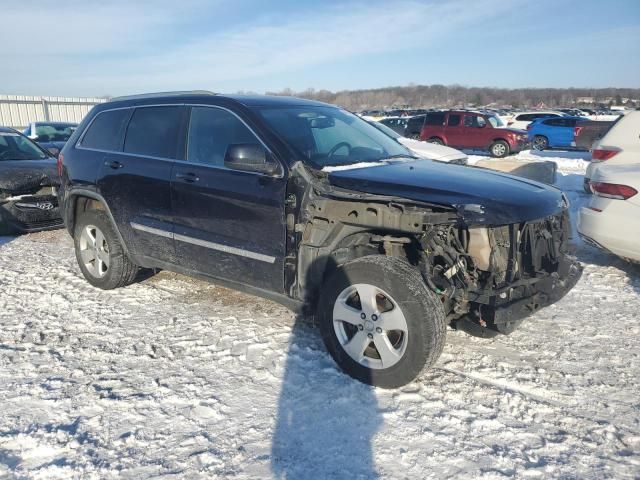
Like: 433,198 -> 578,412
427,137 -> 444,145
318,255 -> 446,388
490,140 -> 510,158
532,135 -> 549,151
73,210 -> 139,289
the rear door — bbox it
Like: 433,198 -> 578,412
462,113 -> 488,148
171,106 -> 287,292
97,105 -> 187,263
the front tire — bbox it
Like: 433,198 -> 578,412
490,140 -> 510,158
318,256 -> 446,388
74,210 -> 139,289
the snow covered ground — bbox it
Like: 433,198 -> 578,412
1,151 -> 639,479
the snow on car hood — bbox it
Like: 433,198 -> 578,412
397,137 -> 467,162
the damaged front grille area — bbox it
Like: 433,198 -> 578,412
420,209 -> 580,336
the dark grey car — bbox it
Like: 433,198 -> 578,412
0,127 -> 62,233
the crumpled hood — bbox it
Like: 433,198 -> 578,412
0,158 -> 59,195
327,159 -> 565,225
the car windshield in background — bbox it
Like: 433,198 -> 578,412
254,106 -> 414,169
35,123 -> 77,142
487,115 -> 505,128
0,132 -> 47,160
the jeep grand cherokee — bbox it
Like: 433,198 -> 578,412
58,92 -> 582,388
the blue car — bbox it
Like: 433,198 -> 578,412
527,116 -> 583,151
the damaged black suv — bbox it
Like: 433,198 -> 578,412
58,92 -> 582,388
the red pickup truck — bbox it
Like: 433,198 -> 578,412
420,110 -> 530,157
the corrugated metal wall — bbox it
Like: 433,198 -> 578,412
0,95 -> 107,130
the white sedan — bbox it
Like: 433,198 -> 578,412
370,120 -> 468,164
578,164 -> 640,262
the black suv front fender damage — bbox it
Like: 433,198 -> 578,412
289,163 -> 582,335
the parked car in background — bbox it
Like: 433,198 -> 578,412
370,120 -> 468,164
579,164 -> 640,262
420,110 -> 529,157
585,111 -> 640,193
558,108 -> 587,117
404,114 -> 427,138
58,92 -> 581,388
574,119 -> 617,151
0,127 -> 62,233
23,121 -> 78,157
506,111 -> 566,130
378,117 -> 408,135
527,116 -> 583,151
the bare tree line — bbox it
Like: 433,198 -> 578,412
260,85 -> 640,111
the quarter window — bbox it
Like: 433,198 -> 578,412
187,107 -> 259,167
124,106 -> 184,159
81,109 -> 130,151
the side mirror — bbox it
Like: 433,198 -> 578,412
224,143 -> 279,175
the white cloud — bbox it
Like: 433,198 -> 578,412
1,0 -> 523,95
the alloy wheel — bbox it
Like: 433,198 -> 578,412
79,224 -> 110,278
332,283 -> 409,369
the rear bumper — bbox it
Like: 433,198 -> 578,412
578,205 -> 640,262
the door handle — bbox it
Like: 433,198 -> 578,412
176,172 -> 199,183
105,160 -> 124,169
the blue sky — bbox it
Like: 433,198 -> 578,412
2,0 -> 639,97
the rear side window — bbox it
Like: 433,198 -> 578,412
425,113 -> 445,126
447,114 -> 461,126
81,109 -> 130,151
124,106 -> 184,159
544,118 -> 564,126
516,113 -> 534,121
187,107 -> 258,167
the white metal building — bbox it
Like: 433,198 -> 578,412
0,95 -> 107,130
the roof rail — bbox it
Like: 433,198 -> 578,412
110,90 -> 217,102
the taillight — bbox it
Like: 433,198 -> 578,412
590,182 -> 637,200
574,126 -> 583,137
57,153 -> 64,178
592,149 -> 619,161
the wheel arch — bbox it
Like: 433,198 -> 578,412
65,189 -> 131,256
298,226 -> 424,311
